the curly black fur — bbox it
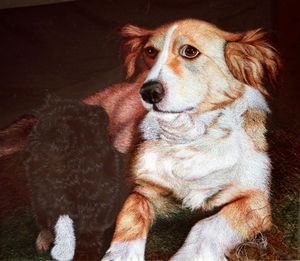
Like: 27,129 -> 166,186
25,96 -> 127,260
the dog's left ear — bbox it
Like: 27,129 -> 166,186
225,29 -> 281,94
121,24 -> 153,79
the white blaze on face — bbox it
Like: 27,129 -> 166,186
145,24 -> 178,82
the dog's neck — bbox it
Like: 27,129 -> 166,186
139,86 -> 269,143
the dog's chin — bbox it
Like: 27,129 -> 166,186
141,99 -> 197,114
153,104 -> 196,114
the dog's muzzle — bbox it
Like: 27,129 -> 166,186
140,81 -> 165,104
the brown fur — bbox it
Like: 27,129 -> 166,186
167,58 -> 183,77
220,190 -> 271,238
121,25 -> 153,79
225,29 -> 281,95
243,108 -> 268,151
112,193 -> 154,242
0,115 -> 37,157
36,229 -> 54,253
197,185 -> 272,238
0,75 -> 147,156
83,72 -> 147,153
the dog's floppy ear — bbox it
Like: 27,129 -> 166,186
121,24 -> 152,79
225,29 -> 281,94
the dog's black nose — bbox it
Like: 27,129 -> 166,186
140,81 -> 165,104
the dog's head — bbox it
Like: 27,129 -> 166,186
121,19 -> 281,114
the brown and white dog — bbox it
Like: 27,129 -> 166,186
101,19 -> 281,261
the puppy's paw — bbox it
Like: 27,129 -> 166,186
50,215 -> 75,261
101,238 -> 146,261
36,229 -> 54,252
51,243 -> 74,261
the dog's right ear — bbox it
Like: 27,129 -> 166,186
121,24 -> 153,79
224,29 -> 281,95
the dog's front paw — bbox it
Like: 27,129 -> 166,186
170,233 -> 229,261
170,246 -> 228,261
101,238 -> 146,261
170,253 -> 228,261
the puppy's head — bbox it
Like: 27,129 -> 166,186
121,19 -> 281,114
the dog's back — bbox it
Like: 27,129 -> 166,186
25,96 -> 127,260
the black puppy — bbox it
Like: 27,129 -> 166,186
25,96 -> 127,261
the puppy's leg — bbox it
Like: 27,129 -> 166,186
102,193 -> 154,261
51,215 -> 76,261
170,190 -> 271,261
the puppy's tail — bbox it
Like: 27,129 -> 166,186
51,215 -> 76,261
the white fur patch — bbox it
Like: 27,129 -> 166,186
101,238 -> 146,261
145,24 -> 178,82
138,88 -> 271,199
139,111 -> 162,140
51,215 -> 75,261
140,109 -> 220,142
244,85 -> 270,112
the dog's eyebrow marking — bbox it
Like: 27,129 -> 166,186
145,24 -> 178,82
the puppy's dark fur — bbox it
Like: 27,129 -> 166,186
25,96 -> 127,260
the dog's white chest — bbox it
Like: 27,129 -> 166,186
134,99 -> 271,207
134,114 -> 244,206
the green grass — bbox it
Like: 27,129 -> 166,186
0,207 -> 51,261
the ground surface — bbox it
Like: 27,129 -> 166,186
0,124 -> 299,261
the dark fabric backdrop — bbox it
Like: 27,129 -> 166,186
1,0 -> 298,130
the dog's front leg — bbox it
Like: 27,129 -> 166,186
170,189 -> 271,261
101,193 -> 154,261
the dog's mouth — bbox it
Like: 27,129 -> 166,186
153,104 -> 195,114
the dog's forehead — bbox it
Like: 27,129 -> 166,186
149,20 -> 230,53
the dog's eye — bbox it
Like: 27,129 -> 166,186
179,45 -> 200,59
144,46 -> 158,59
